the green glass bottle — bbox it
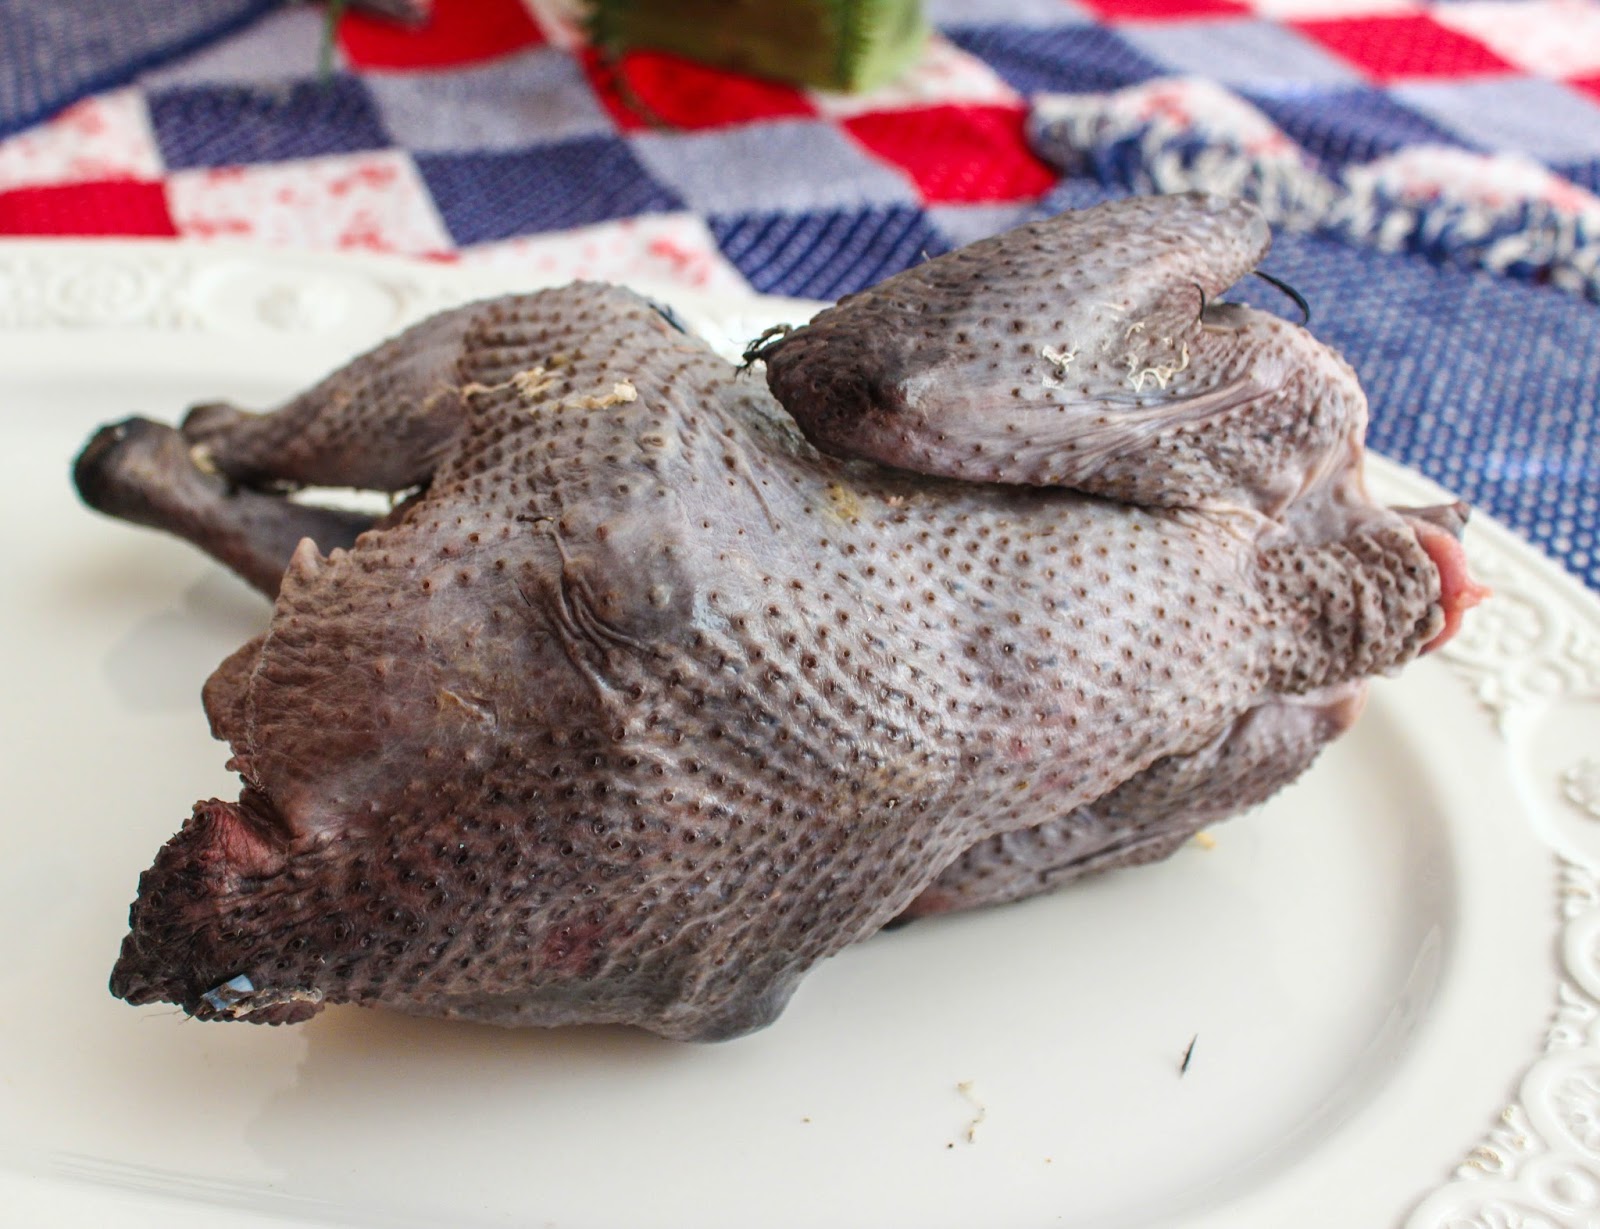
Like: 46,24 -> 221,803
589,0 -> 928,94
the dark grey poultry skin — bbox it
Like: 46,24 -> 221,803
73,193 -> 1483,1041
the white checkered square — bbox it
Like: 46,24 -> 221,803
167,149 -> 454,255
1430,0 -> 1600,78
458,211 -> 751,292
810,35 -> 1022,117
0,89 -> 163,192
519,0 -> 588,50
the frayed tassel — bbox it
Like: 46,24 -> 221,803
1029,78 -> 1600,302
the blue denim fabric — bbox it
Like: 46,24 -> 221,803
0,0 -> 280,139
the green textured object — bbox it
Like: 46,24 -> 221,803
589,0 -> 929,94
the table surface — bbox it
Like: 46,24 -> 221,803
0,0 -> 1596,590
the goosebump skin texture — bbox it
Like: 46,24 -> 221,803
75,194 -> 1471,1041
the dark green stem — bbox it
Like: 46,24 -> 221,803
320,0 -> 348,81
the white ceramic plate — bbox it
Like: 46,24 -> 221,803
3,243 -> 1599,1229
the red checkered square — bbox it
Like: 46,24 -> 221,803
1291,13 -> 1516,81
843,105 -> 1057,205
0,179 -> 177,237
582,50 -> 817,133
339,0 -> 544,71
1082,0 -> 1250,20
1571,74 -> 1600,106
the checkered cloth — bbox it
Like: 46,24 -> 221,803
0,0 -> 1596,589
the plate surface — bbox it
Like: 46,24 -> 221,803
2,243 -> 1599,1229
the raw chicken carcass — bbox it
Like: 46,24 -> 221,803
73,193 -> 1483,1041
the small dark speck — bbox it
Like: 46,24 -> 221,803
1180,1033 -> 1198,1076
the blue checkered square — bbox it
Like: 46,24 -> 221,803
928,202 -> 1035,248
416,137 -> 684,245
943,24 -> 1166,95
141,7 -> 329,89
366,49 -> 614,153
631,121 -> 916,215
1555,159 -> 1600,196
709,206 -> 949,299
1391,79 -> 1600,165
148,76 -> 390,169
1033,179 -> 1122,216
1119,20 -> 1361,89
928,0 -> 1090,27
0,0 -> 276,138
1242,86 -> 1480,172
